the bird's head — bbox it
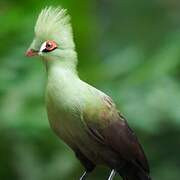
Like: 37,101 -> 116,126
26,7 -> 77,68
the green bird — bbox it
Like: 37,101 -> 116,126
26,7 -> 151,180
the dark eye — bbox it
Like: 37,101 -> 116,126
46,42 -> 52,48
42,40 -> 57,52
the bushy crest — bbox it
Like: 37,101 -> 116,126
35,6 -> 71,39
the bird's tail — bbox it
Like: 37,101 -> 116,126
120,161 -> 152,180
123,170 -> 151,180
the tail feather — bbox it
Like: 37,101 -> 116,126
123,171 -> 151,180
120,161 -> 151,180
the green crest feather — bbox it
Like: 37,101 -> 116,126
34,6 -> 74,48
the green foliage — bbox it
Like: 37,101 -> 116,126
1,0 -> 180,179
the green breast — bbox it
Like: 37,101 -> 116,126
45,67 -> 108,164
45,67 -> 86,148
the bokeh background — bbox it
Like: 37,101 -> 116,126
1,0 -> 180,179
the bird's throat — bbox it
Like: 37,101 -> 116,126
43,56 -> 78,76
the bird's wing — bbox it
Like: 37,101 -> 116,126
82,93 -> 149,173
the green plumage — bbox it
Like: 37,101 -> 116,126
26,6 -> 151,180
46,61 -> 115,162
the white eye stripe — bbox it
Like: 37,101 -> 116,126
39,41 -> 47,52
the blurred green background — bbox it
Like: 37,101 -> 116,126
1,0 -> 180,179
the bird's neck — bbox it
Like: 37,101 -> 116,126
45,56 -> 80,88
46,60 -> 77,76
47,62 -> 78,80
45,57 -> 81,109
43,54 -> 78,76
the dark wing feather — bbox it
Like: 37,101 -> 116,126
83,94 -> 150,178
75,148 -> 95,172
101,114 -> 150,173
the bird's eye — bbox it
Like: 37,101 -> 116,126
41,40 -> 57,52
46,41 -> 53,49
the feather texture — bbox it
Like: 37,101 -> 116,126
35,6 -> 70,37
34,6 -> 74,49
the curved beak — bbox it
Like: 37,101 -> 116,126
25,49 -> 39,57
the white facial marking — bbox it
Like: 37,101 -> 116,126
39,41 -> 47,55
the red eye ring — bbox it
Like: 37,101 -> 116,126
45,40 -> 57,52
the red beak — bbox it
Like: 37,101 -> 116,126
25,49 -> 38,57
